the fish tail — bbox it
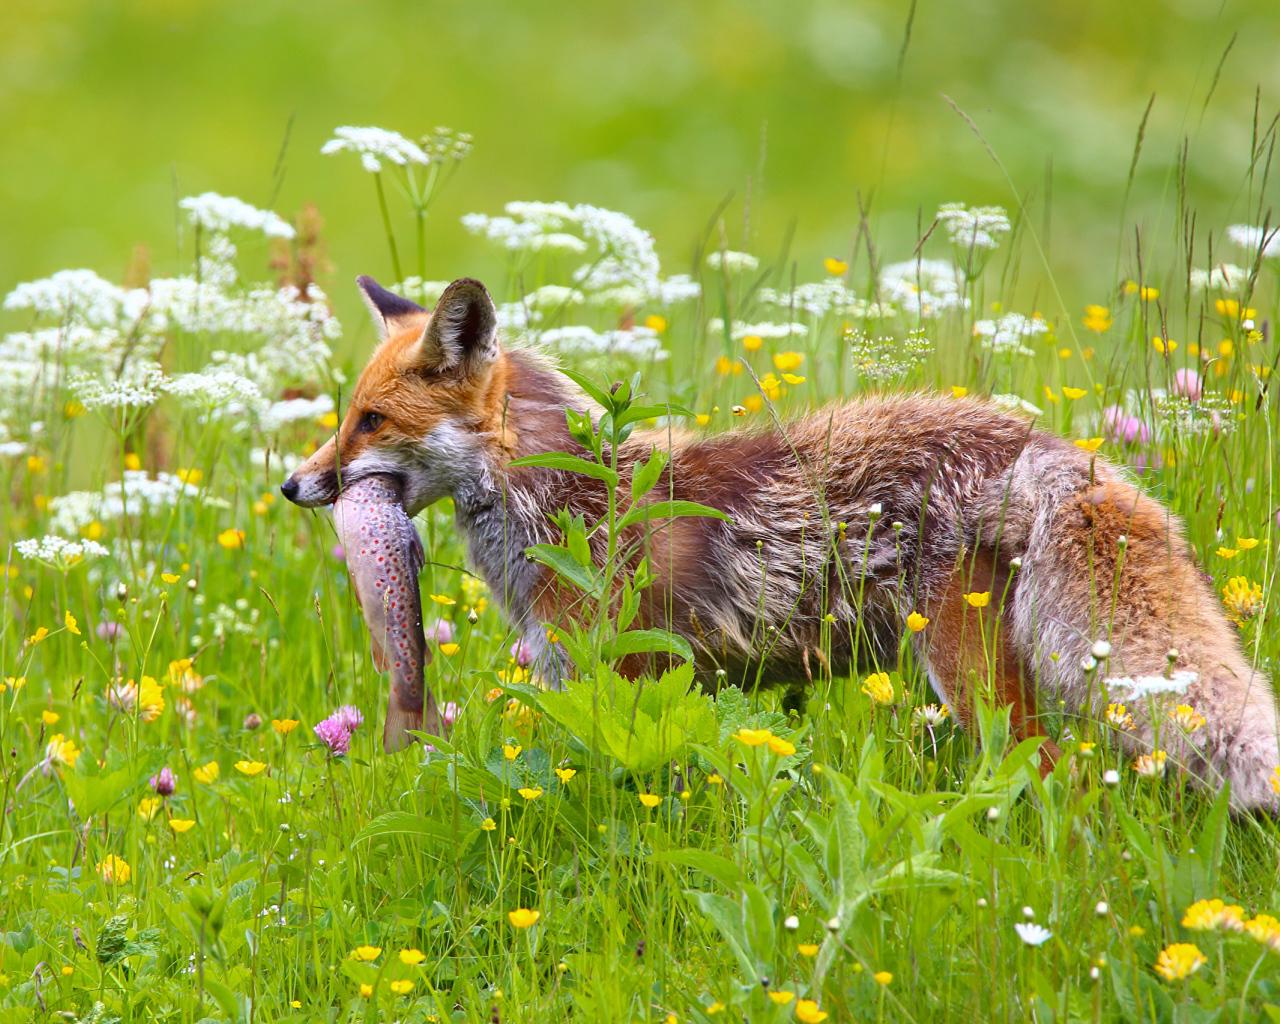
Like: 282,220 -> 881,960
383,706 -> 423,753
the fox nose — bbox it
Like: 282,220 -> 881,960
280,476 -> 300,502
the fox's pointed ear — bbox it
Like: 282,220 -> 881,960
414,277 -> 498,373
356,275 -> 426,340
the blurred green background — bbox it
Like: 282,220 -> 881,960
2,0 -> 1277,338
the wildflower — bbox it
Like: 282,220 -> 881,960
861,672 -> 894,705
503,744 -> 522,760
555,767 -> 577,783
1169,704 -> 1206,733
217,529 -> 245,549
1154,943 -> 1206,981
352,946 -> 382,962
914,704 -> 950,727
798,943 -> 820,957
150,767 -> 177,797
481,817 -> 497,831
97,856 -> 131,885
767,735 -> 796,756
824,258 -> 848,275
638,793 -> 661,808
906,611 -> 929,632
734,728 -> 772,747
399,948 -> 426,965
1014,923 -> 1053,946
795,1001 -> 827,1024
1082,305 -> 1113,332
508,908 -> 540,928
272,718 -> 299,736
1216,547 -> 1239,560
235,760 -> 268,776
1133,751 -> 1167,778
963,591 -> 991,608
1063,386 -> 1087,400
773,351 -> 804,373
389,980 -> 413,995
193,761 -> 219,784
137,797 -> 162,821
169,819 -> 196,833
518,787 -> 543,801
768,991 -> 795,1004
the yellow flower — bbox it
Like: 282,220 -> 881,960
169,819 -> 196,833
1062,386 -> 1087,400
963,591 -> 991,608
1154,943 -> 1206,981
217,528 -> 245,549
439,642 -> 460,655
824,257 -> 848,275
638,793 -> 662,808
773,351 -> 804,373
1182,898 -> 1245,932
319,411 -> 339,429
28,626 -> 49,645
874,971 -> 893,985
861,671 -> 894,705
781,373 -> 805,385
797,943 -> 820,957
768,991 -> 795,1005
734,728 -> 772,747
352,946 -> 382,962
508,908 -> 540,928
503,744 -> 522,761
177,468 -> 203,484
429,594 -> 456,605
1237,536 -> 1259,550
389,980 -> 413,995
1082,305 -> 1112,332
481,817 -> 497,831
518,787 -> 543,801
235,760 -> 267,776
161,573 -> 181,584
360,984 -> 373,997
1169,704 -> 1205,733
906,611 -> 929,632
97,855 -> 131,885
272,718 -> 299,735
41,710 -> 60,726
64,610 -> 81,635
554,768 -> 577,783
1074,437 -> 1104,453
793,998 -> 824,1024
399,948 -> 426,965
645,315 -> 668,334
950,385 -> 968,398
193,760 -> 220,784
767,735 -> 797,757
743,334 -> 763,352
1216,547 -> 1239,560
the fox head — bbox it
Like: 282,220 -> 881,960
280,276 -> 506,517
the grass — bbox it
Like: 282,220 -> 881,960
2,113 -> 1280,1024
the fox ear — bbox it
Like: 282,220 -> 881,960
356,275 -> 426,340
415,277 -> 498,373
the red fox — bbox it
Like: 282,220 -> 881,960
282,276 -> 1280,811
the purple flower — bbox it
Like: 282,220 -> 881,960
333,705 -> 363,732
1172,368 -> 1202,402
426,619 -> 454,644
313,717 -> 351,755
149,766 -> 176,797
331,544 -> 345,561
511,638 -> 535,667
443,701 -> 460,728
1101,405 -> 1150,446
96,621 -> 122,641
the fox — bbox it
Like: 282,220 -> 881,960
281,275 -> 1280,811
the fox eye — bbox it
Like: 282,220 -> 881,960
360,411 -> 386,432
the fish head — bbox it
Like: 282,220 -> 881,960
281,277 -> 502,516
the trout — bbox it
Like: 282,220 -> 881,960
332,474 -> 442,752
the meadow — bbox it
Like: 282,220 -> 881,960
3,108 -> 1280,1024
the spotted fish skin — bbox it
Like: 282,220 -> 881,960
332,474 -> 442,752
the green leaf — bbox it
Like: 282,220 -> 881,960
525,544 -> 600,594
509,451 -> 619,489
604,628 -> 694,664
616,500 -> 731,533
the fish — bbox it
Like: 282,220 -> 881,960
332,473 -> 443,752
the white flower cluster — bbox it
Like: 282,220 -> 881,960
1105,671 -> 1198,700
14,534 -> 110,569
179,193 -> 295,239
47,471 -> 211,536
936,203 -> 1011,251
1189,263 -> 1250,292
1227,224 -> 1280,259
878,259 -> 967,318
538,325 -> 667,361
705,250 -> 759,273
321,126 -> 428,173
972,312 -> 1048,358
707,320 -> 809,340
